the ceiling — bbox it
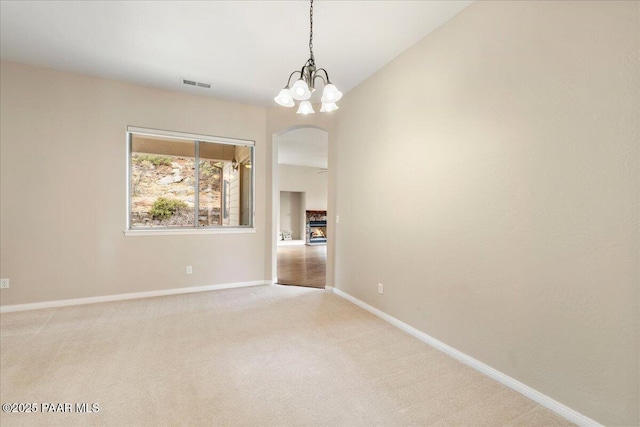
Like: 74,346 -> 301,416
278,128 -> 328,169
0,1 -> 472,107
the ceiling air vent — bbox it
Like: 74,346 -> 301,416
181,78 -> 210,89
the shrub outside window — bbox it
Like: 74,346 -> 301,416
127,127 -> 254,232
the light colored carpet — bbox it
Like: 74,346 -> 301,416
0,285 -> 571,426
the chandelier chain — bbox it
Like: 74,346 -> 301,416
274,0 -> 341,113
309,0 -> 314,63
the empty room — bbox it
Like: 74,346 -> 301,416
0,1 -> 638,426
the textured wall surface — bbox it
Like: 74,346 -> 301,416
0,62 -> 267,305
333,1 -> 639,425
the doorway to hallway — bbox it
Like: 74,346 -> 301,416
275,127 -> 328,289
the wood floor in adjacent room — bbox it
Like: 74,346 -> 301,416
277,244 -> 326,288
0,285 -> 571,427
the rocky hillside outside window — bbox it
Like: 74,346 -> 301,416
127,128 -> 254,232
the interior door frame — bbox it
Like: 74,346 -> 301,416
271,125 -> 331,286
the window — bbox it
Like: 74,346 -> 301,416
126,127 -> 254,234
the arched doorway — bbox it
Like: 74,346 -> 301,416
272,126 -> 328,288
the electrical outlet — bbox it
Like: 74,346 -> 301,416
336,215 -> 340,224
378,283 -> 383,295
0,278 -> 9,289
186,266 -> 193,275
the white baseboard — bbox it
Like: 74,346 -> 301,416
332,288 -> 602,427
0,280 -> 271,313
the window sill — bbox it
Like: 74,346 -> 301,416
124,228 -> 256,237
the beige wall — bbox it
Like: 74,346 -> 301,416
333,1 -> 639,425
0,61 -> 267,304
279,164 -> 328,212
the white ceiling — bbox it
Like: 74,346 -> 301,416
0,1 -> 472,107
278,128 -> 328,169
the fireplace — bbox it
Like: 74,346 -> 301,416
306,210 -> 327,245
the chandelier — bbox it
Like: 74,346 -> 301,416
274,0 -> 342,114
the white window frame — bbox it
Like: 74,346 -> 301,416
124,126 -> 256,236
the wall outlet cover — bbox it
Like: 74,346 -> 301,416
0,279 -> 9,289
378,283 -> 383,294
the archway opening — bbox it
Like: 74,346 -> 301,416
272,127 -> 328,289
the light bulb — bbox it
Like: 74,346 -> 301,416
290,79 -> 311,101
321,84 -> 342,104
274,88 -> 294,107
296,101 -> 315,115
320,102 -> 339,113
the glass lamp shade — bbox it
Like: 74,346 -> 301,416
321,84 -> 342,103
296,101 -> 315,115
290,79 -> 312,100
274,88 -> 294,107
320,102 -> 339,112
